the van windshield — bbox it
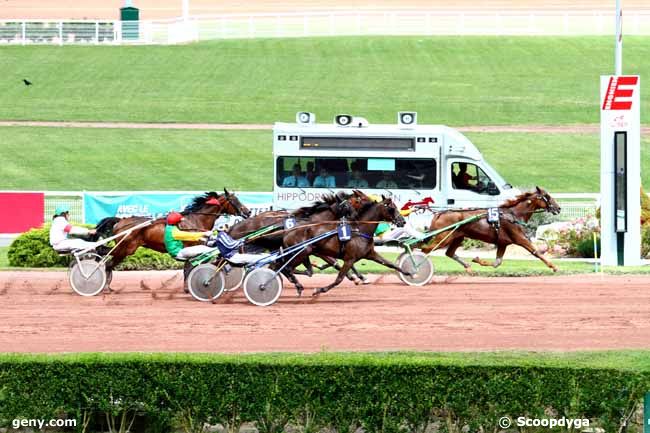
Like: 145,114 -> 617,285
276,156 -> 437,189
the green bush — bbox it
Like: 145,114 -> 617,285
0,353 -> 648,433
7,226 -> 181,270
7,224 -> 69,268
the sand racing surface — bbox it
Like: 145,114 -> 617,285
1,270 -> 649,353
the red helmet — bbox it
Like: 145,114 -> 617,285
166,212 -> 183,225
205,197 -> 221,206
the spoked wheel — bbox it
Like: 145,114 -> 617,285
187,264 -> 225,302
243,268 -> 283,306
396,251 -> 434,286
69,257 -> 108,296
223,265 -> 246,292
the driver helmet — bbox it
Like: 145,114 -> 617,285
213,215 -> 244,232
166,212 -> 183,225
367,194 -> 382,203
55,204 -> 70,216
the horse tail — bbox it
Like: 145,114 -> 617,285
92,217 -> 121,241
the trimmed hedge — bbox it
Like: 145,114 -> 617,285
7,225 -> 182,270
0,352 -> 648,433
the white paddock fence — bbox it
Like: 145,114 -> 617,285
2,9 -> 650,45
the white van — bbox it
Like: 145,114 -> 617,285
273,112 -> 520,227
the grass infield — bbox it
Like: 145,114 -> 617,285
1,36 -> 649,125
3,126 -> 650,192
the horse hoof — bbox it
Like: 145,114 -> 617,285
312,289 -> 323,297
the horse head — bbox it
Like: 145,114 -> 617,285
221,189 -> 251,218
377,195 -> 406,227
533,186 -> 561,215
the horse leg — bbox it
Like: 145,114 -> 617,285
182,261 -> 193,293
316,255 -> 366,284
517,238 -> 558,272
472,244 -> 507,268
313,258 -> 355,296
445,236 -> 474,273
281,267 -> 306,296
364,249 -> 414,276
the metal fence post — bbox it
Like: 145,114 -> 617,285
21,20 -> 25,45
95,21 -> 99,43
81,191 -> 86,224
58,21 -> 63,45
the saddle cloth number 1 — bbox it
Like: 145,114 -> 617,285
487,208 -> 499,223
337,223 -> 352,241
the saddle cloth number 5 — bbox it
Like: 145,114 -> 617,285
487,208 -> 499,223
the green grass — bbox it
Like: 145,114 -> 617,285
0,127 -> 272,191
3,126 -> 650,192
323,253 -> 650,276
1,36 -> 649,125
0,247 -> 7,268
2,351 -> 650,371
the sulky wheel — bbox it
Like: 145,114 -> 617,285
396,251 -> 434,286
188,263 -> 225,302
69,258 -> 107,296
223,265 -> 246,292
243,268 -> 283,306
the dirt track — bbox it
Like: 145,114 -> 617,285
1,270 -> 649,353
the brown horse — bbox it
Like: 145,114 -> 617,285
94,190 -> 250,274
420,187 -> 561,272
282,195 -> 411,295
229,191 -> 370,290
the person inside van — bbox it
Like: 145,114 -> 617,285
375,171 -> 398,189
452,162 -> 477,190
305,161 -> 317,184
282,163 -> 310,187
346,162 -> 369,188
313,167 -> 336,188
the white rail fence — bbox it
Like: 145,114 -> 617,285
2,10 -> 650,45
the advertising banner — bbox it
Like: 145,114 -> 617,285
0,192 -> 44,233
83,192 -> 272,224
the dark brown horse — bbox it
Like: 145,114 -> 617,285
420,187 -> 561,272
282,195 -> 411,295
229,191 -> 370,290
94,190 -> 250,273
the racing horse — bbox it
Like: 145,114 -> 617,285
228,191 -> 371,291
420,186 -> 561,272
282,195 -> 412,295
93,190 -> 250,276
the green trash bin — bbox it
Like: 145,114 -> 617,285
120,6 -> 139,41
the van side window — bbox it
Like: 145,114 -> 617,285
451,162 -> 495,195
276,156 -> 437,189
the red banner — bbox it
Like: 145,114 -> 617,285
0,192 -> 45,233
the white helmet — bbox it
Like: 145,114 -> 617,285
213,215 -> 244,232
